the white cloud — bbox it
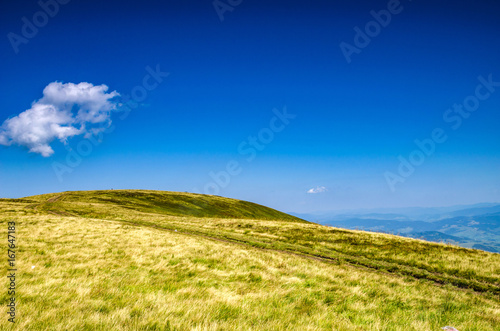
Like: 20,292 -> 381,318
0,82 -> 119,157
307,186 -> 328,194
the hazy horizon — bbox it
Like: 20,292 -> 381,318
1,0 -> 499,214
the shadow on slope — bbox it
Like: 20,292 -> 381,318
22,190 -> 308,222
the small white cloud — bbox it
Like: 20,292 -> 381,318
0,82 -> 119,157
307,186 -> 328,194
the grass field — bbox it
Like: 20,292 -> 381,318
1,190 -> 499,330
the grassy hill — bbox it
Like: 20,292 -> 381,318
21,190 -> 306,222
1,190 -> 499,330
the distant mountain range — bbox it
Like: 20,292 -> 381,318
291,203 -> 500,253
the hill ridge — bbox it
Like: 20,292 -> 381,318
16,189 -> 307,222
8,189 -> 499,295
1,189 -> 499,329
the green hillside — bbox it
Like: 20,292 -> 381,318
20,190 -> 306,222
1,190 -> 499,330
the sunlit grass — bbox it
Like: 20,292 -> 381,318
0,190 -> 499,330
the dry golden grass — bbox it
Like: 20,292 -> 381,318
0,190 -> 499,330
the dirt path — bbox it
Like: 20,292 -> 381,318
118,219 -> 340,265
29,193 -> 68,213
114,219 -> 499,295
35,209 -> 499,295
47,194 -> 66,203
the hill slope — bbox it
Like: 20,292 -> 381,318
1,190 -> 499,330
21,190 -> 307,222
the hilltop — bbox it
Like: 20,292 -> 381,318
1,190 -> 499,330
19,190 -> 306,222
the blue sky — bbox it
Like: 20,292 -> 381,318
1,0 -> 499,213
